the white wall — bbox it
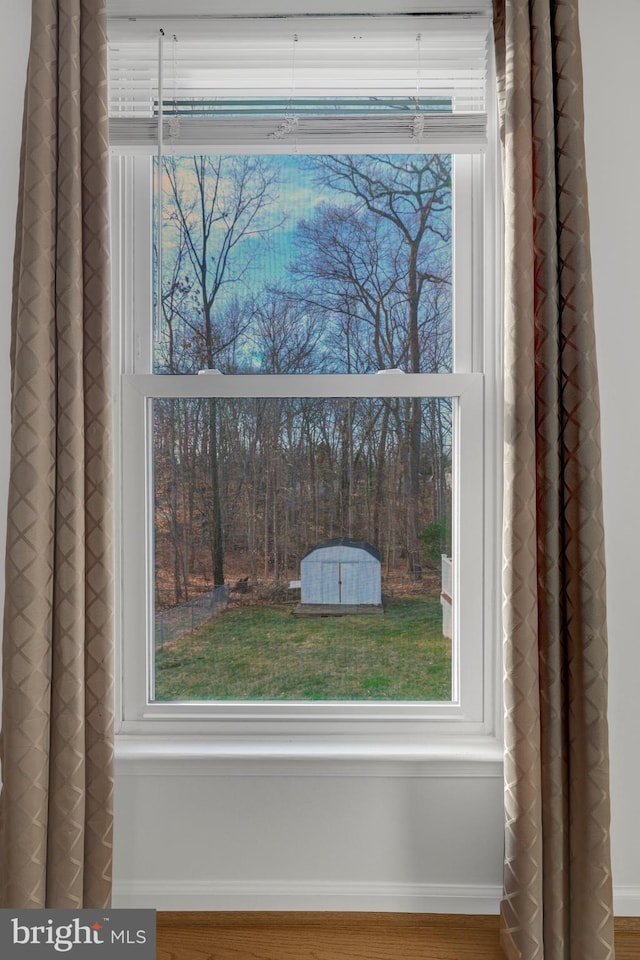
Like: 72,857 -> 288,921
580,0 -> 640,914
0,0 -> 638,915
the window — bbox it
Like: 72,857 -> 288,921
110,13 -> 500,737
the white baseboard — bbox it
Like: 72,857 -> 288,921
113,879 -> 640,917
613,887 -> 640,917
112,879 -> 502,914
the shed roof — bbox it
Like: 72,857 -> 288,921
302,538 -> 381,562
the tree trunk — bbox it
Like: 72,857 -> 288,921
407,245 -> 423,580
372,401 -> 391,548
208,400 -> 225,586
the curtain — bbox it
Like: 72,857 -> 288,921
0,0 -> 113,908
493,1 -> 615,957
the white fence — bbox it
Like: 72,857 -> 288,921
440,555 -> 453,639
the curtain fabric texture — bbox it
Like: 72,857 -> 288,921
493,1 -> 614,957
0,0 -> 113,908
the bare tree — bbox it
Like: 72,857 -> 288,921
161,155 -> 281,584
297,154 -> 452,575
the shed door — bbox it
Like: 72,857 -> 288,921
319,561 -> 359,604
318,561 -> 340,604
339,561 -> 361,605
306,558 -> 368,604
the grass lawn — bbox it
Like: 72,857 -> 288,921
154,596 -> 451,701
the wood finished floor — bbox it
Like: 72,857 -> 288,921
156,913 -> 640,960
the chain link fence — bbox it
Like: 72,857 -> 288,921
155,584 -> 229,650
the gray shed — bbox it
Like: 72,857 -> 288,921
299,538 -> 382,613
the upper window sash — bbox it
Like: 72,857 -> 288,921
112,152 -> 481,379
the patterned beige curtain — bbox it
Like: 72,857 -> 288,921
493,1 -> 615,957
0,0 -> 113,908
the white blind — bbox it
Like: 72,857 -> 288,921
108,15 -> 491,152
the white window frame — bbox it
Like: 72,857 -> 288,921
109,19 -> 502,750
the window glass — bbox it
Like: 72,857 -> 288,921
154,153 -> 452,375
152,395 -> 453,701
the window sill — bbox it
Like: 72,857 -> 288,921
114,733 -> 503,778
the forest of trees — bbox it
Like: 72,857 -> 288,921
153,153 -> 454,610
